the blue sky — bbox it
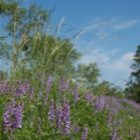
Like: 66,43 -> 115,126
1,0 -> 140,88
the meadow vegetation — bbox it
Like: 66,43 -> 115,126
0,0 -> 140,139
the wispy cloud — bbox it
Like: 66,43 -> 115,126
114,19 -> 139,30
84,23 -> 99,31
122,52 -> 134,61
84,18 -> 114,31
78,48 -> 134,88
79,48 -> 110,65
78,46 -> 134,81
75,18 -> 137,88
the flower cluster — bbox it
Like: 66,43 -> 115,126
58,77 -> 69,93
95,96 -> 105,112
56,102 -> 70,135
85,93 -> 94,103
48,99 -> 55,122
3,98 -> 24,133
81,127 -> 88,140
0,81 -> 9,93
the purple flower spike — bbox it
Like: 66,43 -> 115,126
56,105 -> 62,131
110,129 -> 117,140
12,103 -> 24,129
58,77 -> 69,93
63,103 -> 70,135
56,102 -> 71,135
15,82 -> 30,98
3,99 -> 24,133
95,96 -> 105,112
65,111 -> 70,135
85,93 -> 94,103
74,126 -> 81,133
3,112 -> 11,132
81,127 -> 88,140
0,81 -> 9,93
48,99 -> 55,122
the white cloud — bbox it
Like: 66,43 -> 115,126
102,59 -> 131,73
100,52 -> 134,74
122,52 -> 134,61
79,48 -> 110,65
78,47 -> 134,74
114,19 -> 139,30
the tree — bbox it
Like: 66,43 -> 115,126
94,81 -> 124,97
0,0 -> 81,79
125,45 -> 140,102
74,63 -> 100,90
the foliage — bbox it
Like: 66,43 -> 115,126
125,45 -> 140,102
75,63 -> 100,90
0,76 -> 140,140
0,1 -> 137,139
94,81 -> 124,98
0,0 -> 81,80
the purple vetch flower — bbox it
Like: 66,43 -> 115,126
110,129 -> 117,140
46,75 -> 52,92
3,99 -> 24,133
85,93 -> 94,103
10,98 -> 16,107
56,102 -> 71,135
15,82 -> 30,98
57,78 -> 69,104
0,81 -> 9,93
74,126 -> 81,133
112,98 -> 124,112
56,105 -> 62,131
58,77 -> 69,93
48,99 -> 55,122
62,102 -> 70,135
65,113 -> 71,135
3,112 -> 11,132
121,98 -> 140,112
95,96 -> 105,112
16,80 -> 21,85
11,103 -> 24,129
81,127 -> 88,140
